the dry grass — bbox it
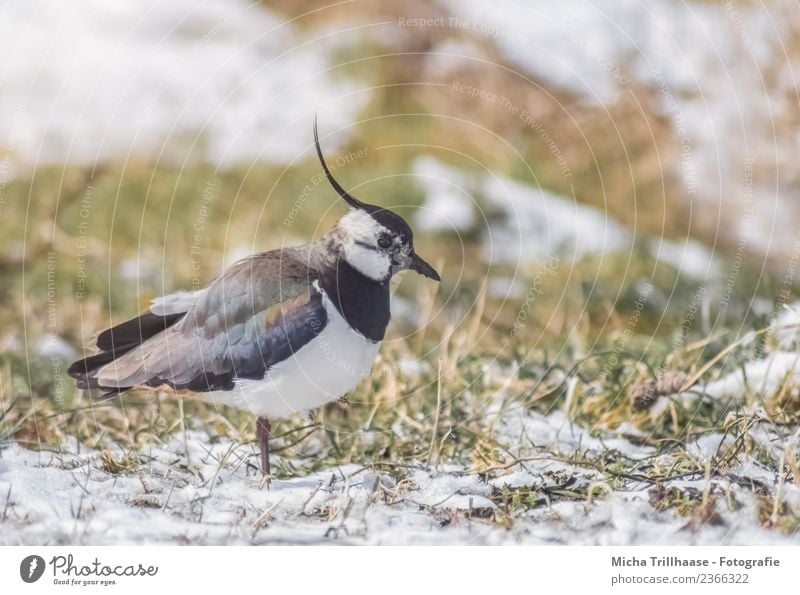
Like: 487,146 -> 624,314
2,3 -> 800,538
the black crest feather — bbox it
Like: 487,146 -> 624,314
313,116 -> 414,241
313,115 -> 378,213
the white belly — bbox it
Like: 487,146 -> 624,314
204,293 -> 380,417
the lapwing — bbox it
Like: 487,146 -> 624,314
68,119 -> 440,478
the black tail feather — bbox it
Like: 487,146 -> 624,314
96,311 -> 184,352
68,310 -> 185,394
68,350 -> 118,388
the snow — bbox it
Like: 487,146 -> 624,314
0,0 -> 367,171
393,357 -> 431,379
649,237 -> 722,282
685,433 -> 735,461
444,1 -> 632,103
2,406 -> 795,545
771,302 -> 800,350
488,276 -> 526,299
703,351 -> 800,400
498,407 -> 654,460
34,335 -> 75,360
411,156 -> 478,233
413,156 -> 631,263
447,0 -> 800,256
413,153 -> 725,277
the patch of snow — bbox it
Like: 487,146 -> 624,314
0,0 -> 366,171
118,258 -> 148,282
411,156 -> 477,232
499,407 -> 654,460
731,456 -> 778,486
446,0 -> 800,257
394,357 -> 430,378
413,156 -> 630,263
34,335 -> 75,360
481,361 -> 520,388
445,1 -> 627,102
388,294 -> 418,326
0,412 -> 795,545
649,237 -> 722,282
488,276 -> 526,299
409,468 -> 494,510
482,174 -> 631,263
771,302 -> 800,350
703,351 -> 800,399
750,297 -> 775,318
686,433 -> 735,461
747,422 -> 795,465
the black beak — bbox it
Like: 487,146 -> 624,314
409,251 -> 441,281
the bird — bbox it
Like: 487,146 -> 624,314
68,118 -> 441,478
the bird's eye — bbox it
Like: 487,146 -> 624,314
377,233 -> 392,248
377,233 -> 392,249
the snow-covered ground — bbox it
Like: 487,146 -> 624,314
413,155 -> 726,282
0,0 -> 366,170
445,0 -> 800,258
1,406 -> 796,545
412,156 -> 631,264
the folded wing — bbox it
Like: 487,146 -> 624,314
68,249 -> 326,397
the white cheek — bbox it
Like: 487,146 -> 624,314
344,243 -> 391,280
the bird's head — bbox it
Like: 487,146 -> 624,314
315,119 -> 440,284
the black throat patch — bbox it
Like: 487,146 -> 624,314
319,256 -> 391,342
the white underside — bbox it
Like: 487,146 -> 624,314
202,290 -> 380,417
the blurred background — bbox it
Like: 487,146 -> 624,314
2,0 -> 800,456
4,0 -> 800,546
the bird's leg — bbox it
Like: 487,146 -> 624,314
256,416 -> 271,478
